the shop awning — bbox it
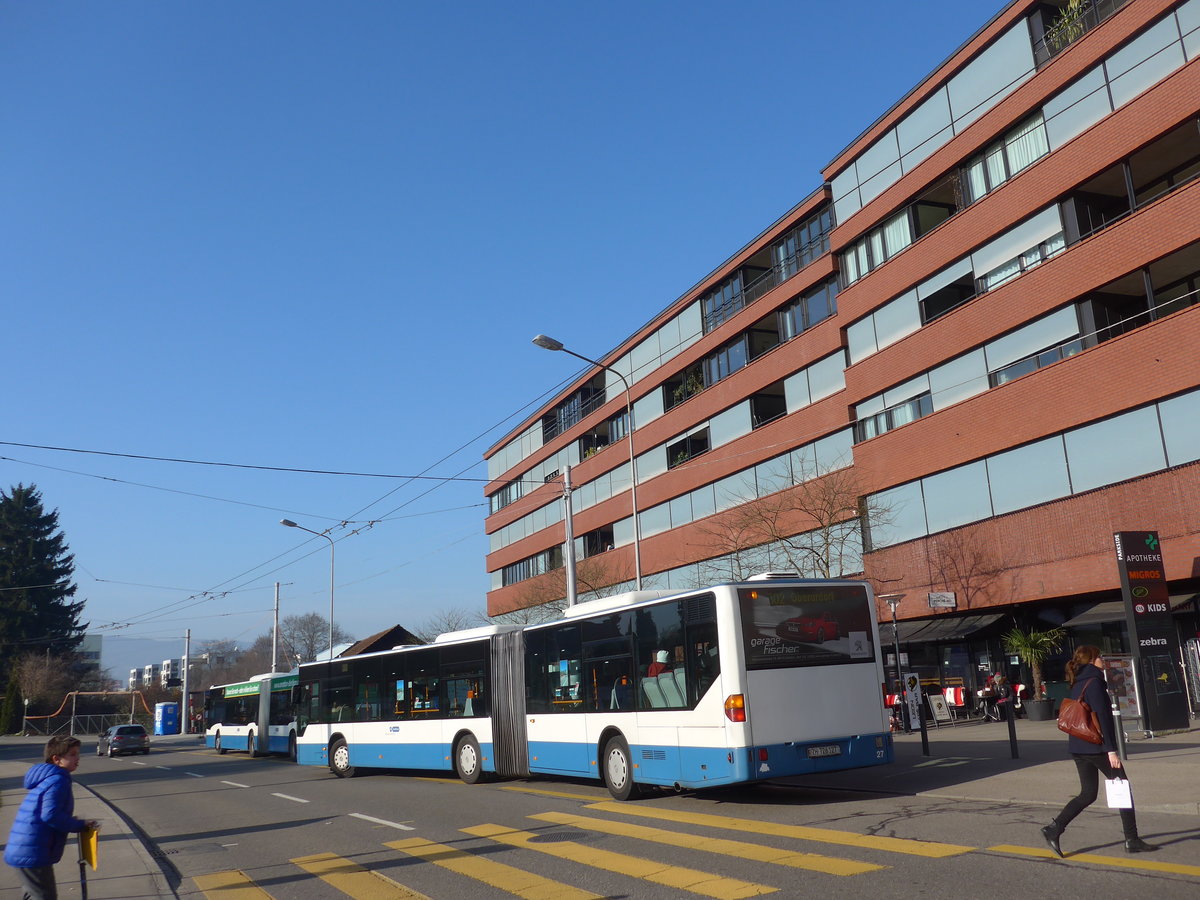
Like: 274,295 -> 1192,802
893,613 -> 1004,644
1062,593 -> 1198,628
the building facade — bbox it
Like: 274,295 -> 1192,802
484,0 -> 1200,702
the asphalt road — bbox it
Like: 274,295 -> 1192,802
61,739 -> 1200,899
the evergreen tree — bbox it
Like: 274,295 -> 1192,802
0,484 -> 86,684
0,670 -> 22,734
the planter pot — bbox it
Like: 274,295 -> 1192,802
1025,698 -> 1055,721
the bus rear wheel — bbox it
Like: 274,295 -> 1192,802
288,734 -> 297,762
215,732 -> 226,755
329,738 -> 356,778
455,734 -> 483,784
247,730 -> 258,758
602,735 -> 641,801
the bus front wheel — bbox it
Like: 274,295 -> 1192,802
247,730 -> 258,758
455,734 -> 483,784
329,738 -> 356,778
288,734 -> 297,762
602,735 -> 641,801
215,732 -> 226,755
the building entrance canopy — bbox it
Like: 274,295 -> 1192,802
1061,594 -> 1198,628
893,613 -> 1003,644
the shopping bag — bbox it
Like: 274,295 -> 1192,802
1105,777 -> 1133,809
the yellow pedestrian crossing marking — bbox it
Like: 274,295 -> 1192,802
586,801 -> 973,858
499,784 -> 603,801
990,844 -> 1200,876
529,811 -> 884,876
463,823 -> 777,899
192,869 -> 274,898
388,836 -> 601,900
291,852 -> 431,898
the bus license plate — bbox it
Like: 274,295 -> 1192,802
807,744 -> 841,758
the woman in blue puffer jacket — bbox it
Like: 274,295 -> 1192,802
4,735 -> 97,900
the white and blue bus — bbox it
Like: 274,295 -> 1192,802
203,671 -> 299,758
293,577 -> 893,798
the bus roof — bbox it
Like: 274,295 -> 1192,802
433,624 -> 523,643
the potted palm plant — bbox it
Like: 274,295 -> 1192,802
1002,626 -> 1065,720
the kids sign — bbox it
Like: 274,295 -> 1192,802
1113,531 -> 1188,732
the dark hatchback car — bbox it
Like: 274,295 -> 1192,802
97,724 -> 151,757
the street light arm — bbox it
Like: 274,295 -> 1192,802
279,518 -> 337,662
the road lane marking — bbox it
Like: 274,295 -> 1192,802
185,772 -> 204,778
292,852 -> 431,899
271,792 -> 309,803
221,780 -> 250,788
530,811 -> 883,876
130,760 -> 146,766
463,823 -> 777,899
156,766 -> 172,770
193,869 -> 274,898
350,812 -> 415,831
388,836 -> 601,900
990,844 -> 1200,876
586,802 -> 973,858
499,784 -> 604,801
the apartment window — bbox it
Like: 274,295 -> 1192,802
773,209 -> 832,279
502,545 -> 564,587
779,279 -> 838,340
963,114 -> 1050,203
667,429 -> 710,469
841,199 -> 955,286
702,336 -> 748,387
663,364 -> 705,410
750,386 -> 787,429
855,392 -> 933,442
489,479 -> 524,514
701,272 -> 745,332
989,339 -> 1084,386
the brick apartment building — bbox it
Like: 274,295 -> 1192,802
484,0 -> 1200,701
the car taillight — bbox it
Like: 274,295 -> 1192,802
724,694 -> 746,723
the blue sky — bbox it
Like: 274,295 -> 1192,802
2,1 -> 1006,677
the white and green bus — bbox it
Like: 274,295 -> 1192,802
203,671 -> 299,758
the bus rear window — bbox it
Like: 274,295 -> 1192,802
738,584 -> 876,669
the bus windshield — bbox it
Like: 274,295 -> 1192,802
739,583 -> 876,669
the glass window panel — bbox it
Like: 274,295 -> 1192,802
1183,0 -> 1200,59
830,166 -> 859,205
881,212 -> 913,258
709,401 -> 752,447
929,349 -> 988,411
638,445 -> 667,481
868,481 -> 926,549
897,87 -> 953,169
1005,115 -> 1049,173
869,231 -> 886,269
965,158 -> 988,203
1160,389 -> 1200,465
985,144 -> 1007,188
1064,407 -> 1167,492
847,316 -> 878,364
807,351 -> 846,402
856,394 -> 887,418
783,369 -> 811,412
690,483 -> 716,521
1106,16 -> 1179,81
834,188 -> 863,224
676,304 -> 703,353
639,503 -> 672,539
984,306 -> 1080,371
855,130 -> 901,187
917,257 -> 973,301
971,206 -> 1064,276
858,160 -> 903,208
923,461 -> 992,533
668,493 -> 693,529
630,334 -> 660,381
612,516 -> 633,548
1043,65 -> 1111,149
755,457 -> 792,497
883,374 -> 931,407
633,387 -> 664,430
790,444 -> 817,482
841,247 -> 860,284
1107,28 -> 1185,108
872,290 -> 921,351
946,23 -> 1035,128
987,436 -> 1071,515
813,428 -> 854,474
713,472 -> 756,511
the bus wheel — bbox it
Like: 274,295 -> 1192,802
288,734 -> 297,762
247,730 -> 258,758
455,734 -> 483,784
602,735 -> 641,801
329,738 -> 356,778
215,732 -> 226,754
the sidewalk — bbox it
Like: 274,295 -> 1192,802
781,714 -> 1200,817
1,721 -> 1197,898
0,733 -> 182,899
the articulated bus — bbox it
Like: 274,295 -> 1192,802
293,577 -> 893,798
203,671 -> 299,758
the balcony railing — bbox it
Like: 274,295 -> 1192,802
1033,0 -> 1129,67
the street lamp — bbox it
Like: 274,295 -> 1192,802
280,519 -> 336,661
882,593 -> 909,733
532,334 -> 642,590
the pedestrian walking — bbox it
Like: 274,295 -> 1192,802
1040,645 -> 1157,856
4,736 -> 99,899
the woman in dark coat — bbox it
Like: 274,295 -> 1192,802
1041,645 -> 1157,856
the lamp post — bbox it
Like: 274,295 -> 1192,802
280,519 -> 335,661
882,594 -> 909,734
532,334 -> 642,590
22,698 -> 29,736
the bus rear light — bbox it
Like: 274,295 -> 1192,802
758,748 -> 769,762
724,694 -> 746,722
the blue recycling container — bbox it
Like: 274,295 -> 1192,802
154,702 -> 179,735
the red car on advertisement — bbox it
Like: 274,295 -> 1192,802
775,612 -> 840,643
